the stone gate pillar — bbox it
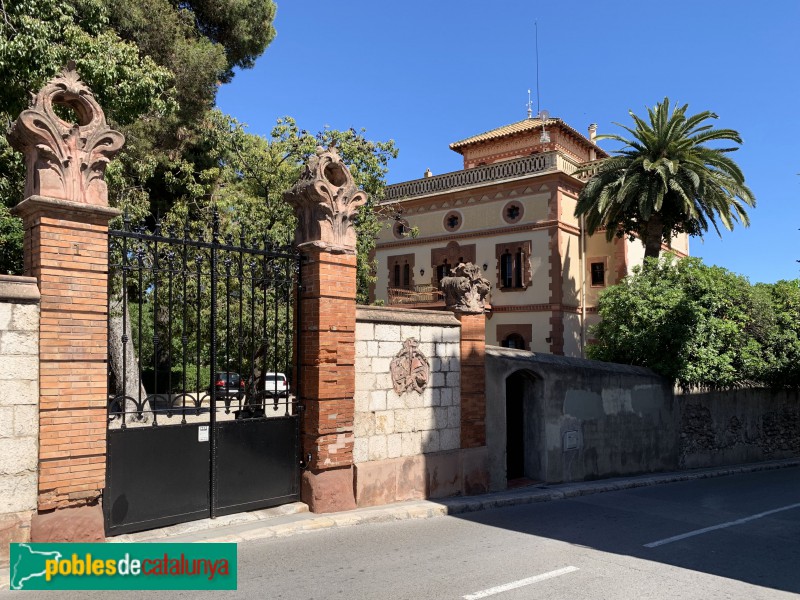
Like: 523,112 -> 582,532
8,63 -> 123,540
284,146 -> 364,512
441,263 -> 490,491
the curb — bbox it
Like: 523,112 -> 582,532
442,457 -> 800,515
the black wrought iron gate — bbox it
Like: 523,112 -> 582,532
104,212 -> 302,536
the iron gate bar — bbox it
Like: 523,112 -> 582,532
209,211 -> 218,518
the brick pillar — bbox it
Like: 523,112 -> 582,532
298,247 -> 357,512
13,197 -> 118,539
458,312 -> 487,448
7,64 -> 124,540
284,146 -> 367,513
440,262 -> 490,494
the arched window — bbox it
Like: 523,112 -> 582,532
393,264 -> 401,287
500,251 -> 513,288
402,263 -> 410,288
495,240 -> 531,290
502,333 -> 526,350
436,260 -> 450,286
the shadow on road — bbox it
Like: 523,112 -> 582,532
454,467 -> 800,594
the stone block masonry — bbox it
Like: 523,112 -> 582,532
679,388 -> 800,469
353,307 -> 461,464
0,276 -> 40,560
352,306 -> 492,506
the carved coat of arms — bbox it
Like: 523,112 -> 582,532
390,338 -> 430,395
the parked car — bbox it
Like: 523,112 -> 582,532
210,372 -> 244,407
262,372 -> 289,398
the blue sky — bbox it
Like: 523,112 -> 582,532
217,0 -> 800,284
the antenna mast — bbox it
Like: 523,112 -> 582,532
535,21 -> 541,115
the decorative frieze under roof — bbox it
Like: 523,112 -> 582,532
449,117 -> 607,159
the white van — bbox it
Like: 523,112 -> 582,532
263,372 -> 289,398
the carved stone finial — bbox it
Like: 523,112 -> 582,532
389,338 -> 430,395
441,262 -> 491,314
7,63 -> 124,206
283,146 -> 367,253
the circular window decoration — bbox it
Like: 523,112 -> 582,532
393,219 -> 411,239
503,201 -> 524,224
443,210 -> 462,232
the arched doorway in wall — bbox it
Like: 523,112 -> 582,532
505,370 -> 542,485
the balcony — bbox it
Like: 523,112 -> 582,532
387,284 -> 444,307
384,151 -> 583,202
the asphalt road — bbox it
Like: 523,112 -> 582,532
6,467 -> 799,599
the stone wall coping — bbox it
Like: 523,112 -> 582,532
356,305 -> 460,327
486,345 -> 663,378
0,275 -> 40,303
11,195 -> 122,222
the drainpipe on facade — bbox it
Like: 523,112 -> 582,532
579,215 -> 586,358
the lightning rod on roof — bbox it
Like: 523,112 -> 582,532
527,89 -> 533,120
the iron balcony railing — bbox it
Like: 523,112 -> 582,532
384,151 -> 584,201
387,284 -> 444,305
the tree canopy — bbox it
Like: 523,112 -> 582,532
0,0 -> 398,303
589,256 -> 800,390
575,98 -> 756,259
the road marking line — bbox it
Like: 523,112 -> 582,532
644,501 -> 800,548
463,566 -> 579,600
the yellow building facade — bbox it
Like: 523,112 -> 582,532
374,117 -> 688,356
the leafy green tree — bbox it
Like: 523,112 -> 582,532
575,98 -> 756,259
154,113 -> 398,303
753,280 -> 800,388
588,257 -> 766,390
0,0 -> 277,272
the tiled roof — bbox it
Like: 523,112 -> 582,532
449,117 -> 606,157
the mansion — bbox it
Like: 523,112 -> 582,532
372,116 -> 688,357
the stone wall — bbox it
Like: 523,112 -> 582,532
354,306 -> 486,506
679,388 -> 800,469
0,275 -> 40,558
485,347 -> 677,491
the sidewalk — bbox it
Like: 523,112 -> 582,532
112,457 -> 800,545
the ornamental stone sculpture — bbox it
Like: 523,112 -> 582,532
7,62 -> 124,207
441,262 -> 491,314
283,145 -> 367,253
390,338 -> 430,395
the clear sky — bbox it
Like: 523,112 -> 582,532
217,0 -> 800,284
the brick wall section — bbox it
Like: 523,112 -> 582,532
14,198 -> 118,511
458,313 -> 486,448
298,246 -> 358,470
0,276 -> 40,554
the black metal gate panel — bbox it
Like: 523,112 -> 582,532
105,212 -> 302,536
215,417 -> 299,516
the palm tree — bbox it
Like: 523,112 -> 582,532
575,98 -> 755,259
